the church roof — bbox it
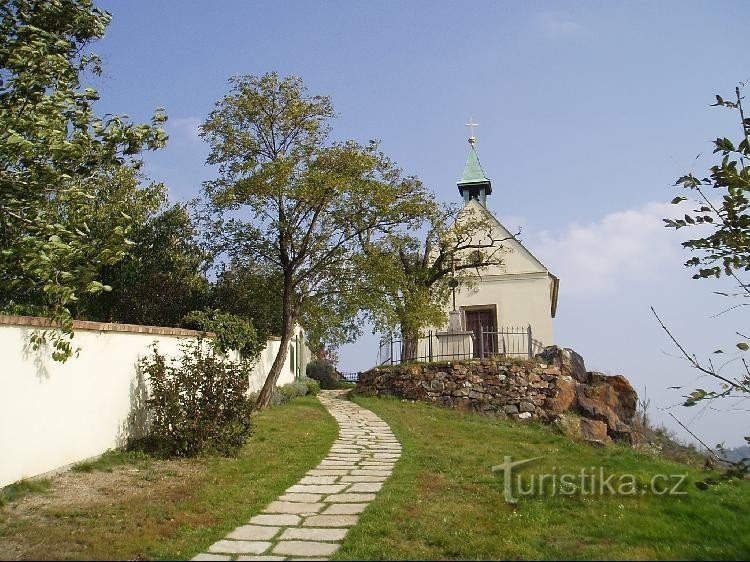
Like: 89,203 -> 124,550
458,144 -> 491,185
462,198 -> 559,317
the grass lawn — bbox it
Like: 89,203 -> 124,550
0,395 -> 337,561
338,394 -> 750,561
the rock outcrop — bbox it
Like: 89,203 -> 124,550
356,346 -> 638,444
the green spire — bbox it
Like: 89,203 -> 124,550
459,144 -> 490,184
457,139 -> 492,203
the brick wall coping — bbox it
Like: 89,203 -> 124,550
0,314 -> 211,338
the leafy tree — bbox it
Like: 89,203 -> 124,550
0,0 -> 167,359
357,202 -> 510,360
199,72 -> 432,408
660,84 -> 750,466
79,201 -> 209,326
181,309 -> 264,361
210,261 -> 283,340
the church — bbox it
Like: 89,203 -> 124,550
435,130 -> 559,360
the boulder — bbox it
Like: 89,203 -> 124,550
587,372 -> 637,424
554,414 -> 611,444
553,414 -> 582,439
535,346 -> 589,383
544,375 -> 577,412
576,379 -> 637,442
579,418 -> 611,443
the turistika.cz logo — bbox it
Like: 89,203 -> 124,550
492,456 -> 689,503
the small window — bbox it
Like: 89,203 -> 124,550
289,343 -> 296,374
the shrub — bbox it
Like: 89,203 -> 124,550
181,309 -> 264,361
302,376 -> 320,396
271,380 -> 310,405
139,340 -> 254,457
306,359 -> 340,389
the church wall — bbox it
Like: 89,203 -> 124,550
455,274 -> 553,347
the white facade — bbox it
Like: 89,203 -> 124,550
0,316 -> 310,488
451,198 -> 558,350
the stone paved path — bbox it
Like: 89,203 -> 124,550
191,389 -> 400,561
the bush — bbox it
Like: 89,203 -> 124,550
181,309 -> 264,361
306,359 -> 340,389
302,376 -> 320,396
271,380 -> 309,405
139,340 -> 254,457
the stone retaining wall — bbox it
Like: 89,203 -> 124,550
357,347 -> 638,444
358,359 -> 560,419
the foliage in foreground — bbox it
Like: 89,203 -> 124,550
138,341 -> 253,457
662,84 -> 750,470
0,0 -> 167,360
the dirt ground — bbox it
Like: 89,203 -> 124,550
0,459 -> 204,561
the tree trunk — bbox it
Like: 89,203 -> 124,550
256,285 -> 296,409
401,325 -> 420,363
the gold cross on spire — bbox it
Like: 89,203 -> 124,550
466,117 -> 479,145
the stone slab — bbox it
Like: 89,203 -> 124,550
299,476 -> 339,485
303,514 -> 359,527
306,469 -> 349,476
278,493 -> 324,503
191,555 -> 231,561
249,513 -> 300,526
346,482 -> 383,493
264,501 -> 323,514
227,525 -> 280,541
280,527 -> 348,541
325,493 -> 376,503
349,469 -> 392,476
272,541 -> 340,557
287,484 -> 347,494
208,540 -> 272,554
321,503 -> 368,515
235,557 -> 286,561
339,475 -> 387,483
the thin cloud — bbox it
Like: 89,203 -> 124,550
169,116 -> 202,144
537,11 -> 584,38
533,202 -> 689,296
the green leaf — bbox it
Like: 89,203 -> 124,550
737,342 -> 749,351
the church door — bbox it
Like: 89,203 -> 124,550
464,309 -> 496,358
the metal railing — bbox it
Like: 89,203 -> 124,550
377,326 -> 545,365
339,371 -> 361,383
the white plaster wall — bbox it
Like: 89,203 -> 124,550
0,321 -> 311,488
248,325 -> 311,393
443,199 -> 555,348
455,274 -> 554,347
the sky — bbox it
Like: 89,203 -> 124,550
94,1 -> 749,446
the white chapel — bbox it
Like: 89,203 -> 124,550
442,132 -> 559,358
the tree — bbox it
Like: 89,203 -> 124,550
660,84 -> 750,463
199,73 -> 432,408
0,0 -> 167,359
78,200 -> 209,326
210,261 -> 283,341
357,202 -> 510,360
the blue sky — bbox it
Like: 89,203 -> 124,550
95,1 -> 749,446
